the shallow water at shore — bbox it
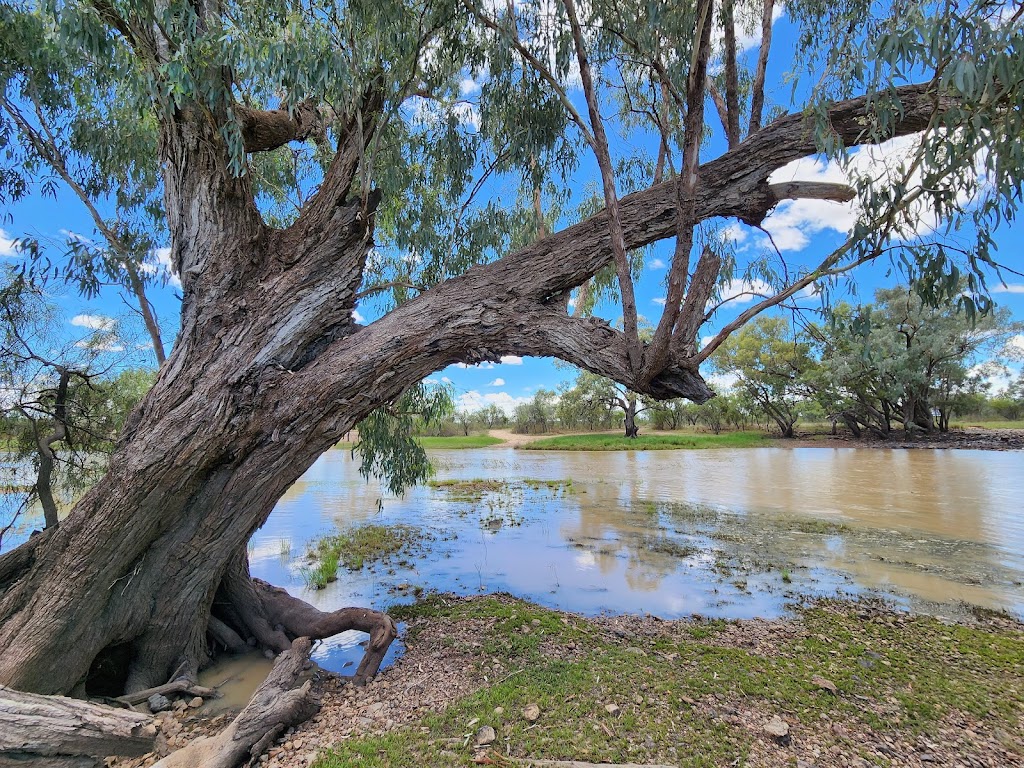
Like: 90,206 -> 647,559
248,446 -> 1024,675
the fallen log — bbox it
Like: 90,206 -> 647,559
152,637 -> 319,768
0,686 -> 155,768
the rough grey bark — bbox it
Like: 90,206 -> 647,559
0,83 -> 948,699
0,686 -> 154,766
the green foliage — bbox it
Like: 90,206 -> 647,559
512,388 -> 558,434
303,523 -> 431,588
353,382 -> 454,496
0,270 -> 154,542
810,286 -> 1019,434
711,316 -> 818,437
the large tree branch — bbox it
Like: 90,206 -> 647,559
238,102 -> 324,154
295,84 -> 947,408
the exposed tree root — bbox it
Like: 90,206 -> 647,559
152,638 -> 319,768
216,553 -> 398,685
0,685 -> 154,767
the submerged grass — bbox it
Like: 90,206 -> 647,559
521,431 -> 768,451
416,435 -> 505,449
302,524 -> 432,589
315,594 -> 1024,768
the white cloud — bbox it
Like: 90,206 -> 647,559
1005,334 -> 1024,361
714,278 -> 773,306
75,338 -> 125,353
71,314 -> 115,331
707,371 -> 739,390
993,283 -> 1024,294
457,390 -> 532,415
719,222 -> 749,246
60,229 -> 94,245
652,297 -> 667,306
488,378 -> 505,386
351,309 -> 365,323
500,355 -> 523,365
0,229 -> 21,257
798,282 -> 823,298
763,132 -> 983,251
700,335 -> 714,348
441,376 -> 453,384
648,258 -> 666,270
141,246 -> 182,290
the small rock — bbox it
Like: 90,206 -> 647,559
764,715 -> 790,742
188,696 -> 204,708
523,703 -> 540,722
531,619 -> 541,626
475,725 -> 496,746
604,703 -> 621,716
137,723 -> 158,740
172,698 -> 188,712
811,676 -> 838,695
634,694 -> 644,705
148,694 -> 172,713
494,706 -> 505,716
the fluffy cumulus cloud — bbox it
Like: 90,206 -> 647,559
488,378 -> 505,386
71,314 -> 116,331
140,246 -> 182,290
0,228 -> 21,257
993,283 -> 1024,294
1005,334 -> 1024,360
763,132 -> 983,252
457,390 -> 532,415
707,371 -> 740,390
500,355 -> 523,365
714,278 -> 773,306
648,258 -> 666,270
351,309 -> 366,324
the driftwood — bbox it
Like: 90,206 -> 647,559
152,637 -> 319,768
0,686 -> 155,768
114,679 -> 219,707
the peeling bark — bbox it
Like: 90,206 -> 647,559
0,686 -> 154,766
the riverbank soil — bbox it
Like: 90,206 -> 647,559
115,594 -> 1023,768
775,427 -> 1024,451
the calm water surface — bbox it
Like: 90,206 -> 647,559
240,446 -> 1024,676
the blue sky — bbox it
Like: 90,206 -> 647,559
2,5 -> 1022,411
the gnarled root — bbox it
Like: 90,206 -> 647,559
152,637 -> 318,768
216,551 -> 398,685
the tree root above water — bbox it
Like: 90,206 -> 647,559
152,637 -> 318,768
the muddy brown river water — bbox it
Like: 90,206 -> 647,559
214,445 -> 1023,682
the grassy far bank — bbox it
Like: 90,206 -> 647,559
312,594 -> 1024,768
415,435 -> 505,449
521,431 -> 768,451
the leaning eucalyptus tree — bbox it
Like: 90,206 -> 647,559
0,0 -> 1021,706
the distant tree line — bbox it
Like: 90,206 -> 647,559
414,287 -> 1022,439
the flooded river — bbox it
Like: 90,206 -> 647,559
236,445 -> 1024,678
